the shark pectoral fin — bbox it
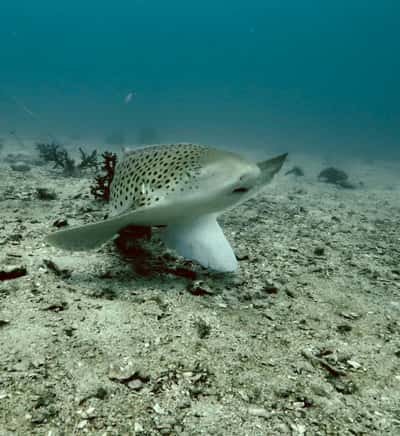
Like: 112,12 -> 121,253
46,219 -> 122,251
257,153 -> 288,184
45,210 -> 146,251
160,214 -> 238,272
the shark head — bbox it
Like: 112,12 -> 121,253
46,143 -> 287,272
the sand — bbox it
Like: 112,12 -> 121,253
0,141 -> 399,435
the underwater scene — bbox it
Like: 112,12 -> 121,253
0,1 -> 399,434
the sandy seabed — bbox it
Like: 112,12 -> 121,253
0,141 -> 400,435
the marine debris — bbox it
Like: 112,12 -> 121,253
285,166 -> 304,177
318,167 -> 355,189
36,142 -> 98,176
301,349 -> 347,377
90,151 -> 118,201
0,265 -> 27,281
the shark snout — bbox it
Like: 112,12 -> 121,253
236,165 -> 261,189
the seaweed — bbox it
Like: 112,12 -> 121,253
90,151 -> 118,201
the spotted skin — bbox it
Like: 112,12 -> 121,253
109,143 -> 207,216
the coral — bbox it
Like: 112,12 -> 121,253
318,167 -> 348,183
36,142 -> 65,166
77,148 -> 98,171
36,142 -> 99,177
285,166 -> 304,177
318,167 -> 355,189
90,151 -> 118,201
56,149 -> 77,176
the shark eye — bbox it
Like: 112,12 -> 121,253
232,187 -> 249,194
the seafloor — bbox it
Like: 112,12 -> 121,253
0,141 -> 399,435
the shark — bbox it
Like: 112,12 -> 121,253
46,143 -> 287,272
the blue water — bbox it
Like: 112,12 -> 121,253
1,1 -> 399,157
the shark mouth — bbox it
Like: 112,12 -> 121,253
232,187 -> 249,194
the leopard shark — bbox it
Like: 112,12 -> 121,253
46,143 -> 287,272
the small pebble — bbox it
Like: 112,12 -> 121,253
134,422 -> 144,432
128,379 -> 144,390
53,219 -> 68,228
314,247 -> 325,256
36,188 -> 57,200
108,360 -> 149,384
77,420 -> 87,429
248,406 -> 270,419
152,403 -> 165,415
11,162 -> 31,172
262,284 -> 279,294
195,318 -> 211,339
187,281 -> 214,296
337,324 -> 352,333
347,360 -> 362,369
108,361 -> 137,382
